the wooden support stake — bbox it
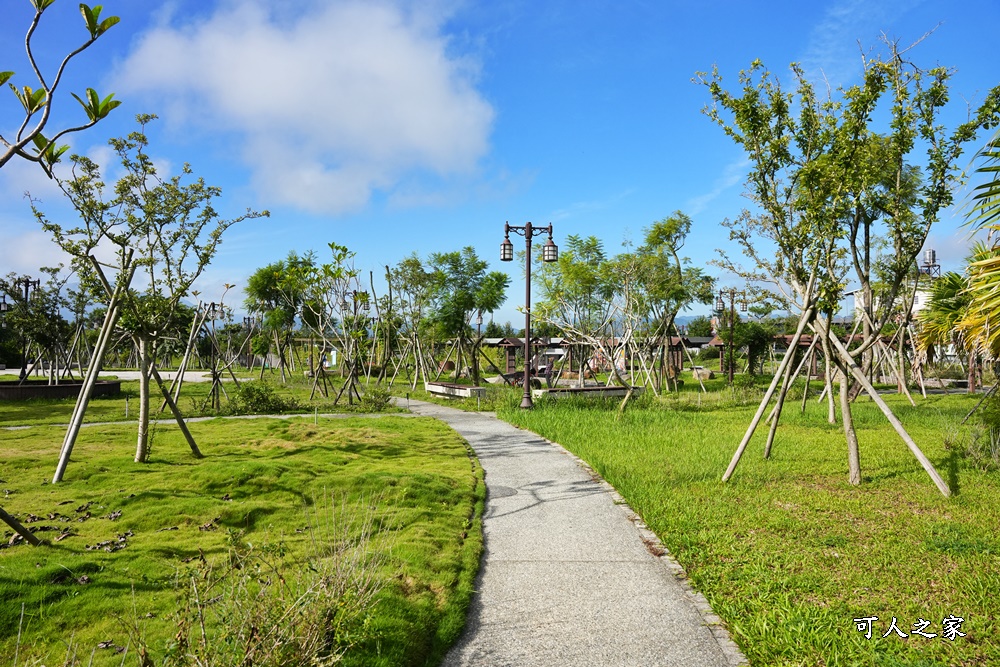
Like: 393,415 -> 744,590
0,506 -> 41,546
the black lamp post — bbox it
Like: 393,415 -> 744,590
500,222 -> 558,408
13,276 -> 40,379
474,310 -> 483,386
716,288 -> 747,384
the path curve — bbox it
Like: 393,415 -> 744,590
406,399 -> 747,667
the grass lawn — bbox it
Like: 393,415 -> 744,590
500,382 -> 1000,667
0,371 -> 404,427
1,413 -> 483,665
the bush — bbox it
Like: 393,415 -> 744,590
227,380 -> 299,415
358,384 -> 392,412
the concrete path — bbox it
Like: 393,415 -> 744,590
406,399 -> 746,667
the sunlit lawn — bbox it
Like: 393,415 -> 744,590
501,383 -> 1000,667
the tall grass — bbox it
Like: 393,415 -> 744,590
501,389 -> 1000,666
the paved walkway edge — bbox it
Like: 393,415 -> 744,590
544,438 -> 749,666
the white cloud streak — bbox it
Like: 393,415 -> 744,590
685,157 -> 749,215
111,0 -> 494,215
799,0 -> 925,88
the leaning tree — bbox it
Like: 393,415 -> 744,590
34,115 -> 268,481
700,39 -> 1000,495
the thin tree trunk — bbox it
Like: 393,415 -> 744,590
824,325 -> 950,496
839,362 -> 862,485
135,337 -> 152,463
820,327 -> 836,424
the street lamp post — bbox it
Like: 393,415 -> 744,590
474,310 -> 483,386
500,222 -> 558,408
13,276 -> 40,380
716,288 -> 747,384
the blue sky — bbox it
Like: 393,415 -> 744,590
2,0 -> 998,324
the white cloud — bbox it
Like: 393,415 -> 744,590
111,0 -> 494,215
685,157 -> 749,215
799,0 -> 925,88
0,157 -> 63,202
0,227 -> 73,276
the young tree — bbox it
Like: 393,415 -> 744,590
700,40 -> 1000,495
388,254 -> 437,387
244,251 -> 315,381
287,243 -> 371,404
957,131 -> 1000,358
634,212 -> 715,389
0,1 -> 121,541
1,1 -> 120,176
427,247 -> 509,384
36,115 -> 268,480
685,315 -> 715,338
534,235 -> 616,383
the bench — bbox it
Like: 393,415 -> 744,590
424,381 -> 487,399
531,386 -> 644,400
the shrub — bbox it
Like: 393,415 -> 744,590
358,384 -> 392,412
227,380 -> 299,415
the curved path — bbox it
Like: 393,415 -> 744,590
406,399 -> 747,667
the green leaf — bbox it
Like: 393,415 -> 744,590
80,3 -> 97,37
31,0 -> 56,11
71,91 -> 96,121
97,93 -> 120,119
97,15 -> 119,36
0,71 -> 13,86
31,133 -> 50,152
12,85 -> 47,113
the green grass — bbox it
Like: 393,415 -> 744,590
0,372 -> 404,427
0,415 -> 483,666
500,386 -> 1000,666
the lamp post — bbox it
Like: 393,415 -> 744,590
716,288 -> 747,385
500,222 -> 558,408
474,310 -> 483,386
13,276 -> 40,380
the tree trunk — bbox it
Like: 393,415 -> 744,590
839,363 -> 862,485
824,325 -> 950,497
820,330 -> 836,424
135,337 -> 152,463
